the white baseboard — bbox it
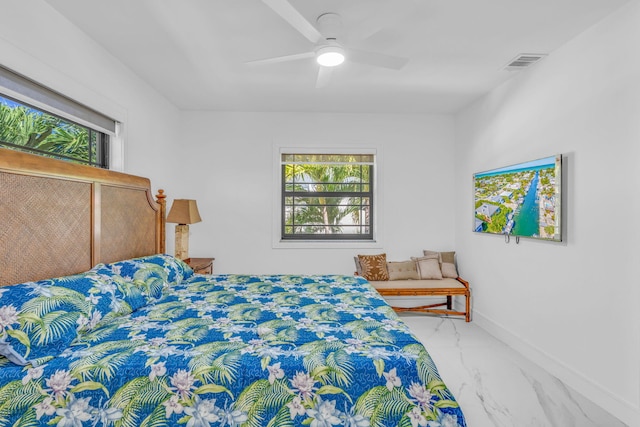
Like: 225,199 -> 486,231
465,304 -> 640,427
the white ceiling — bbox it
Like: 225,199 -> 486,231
45,0 -> 629,114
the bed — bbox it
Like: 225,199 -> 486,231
0,149 -> 466,427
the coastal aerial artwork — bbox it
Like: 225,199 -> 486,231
474,155 -> 562,241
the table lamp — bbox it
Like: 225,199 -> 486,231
166,199 -> 202,260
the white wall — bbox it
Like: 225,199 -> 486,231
454,1 -> 640,425
177,111 -> 456,274
0,0 -> 183,246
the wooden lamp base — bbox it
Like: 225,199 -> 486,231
174,224 -> 190,260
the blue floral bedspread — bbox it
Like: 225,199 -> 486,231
0,257 -> 465,427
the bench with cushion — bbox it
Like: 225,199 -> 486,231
356,252 -> 471,322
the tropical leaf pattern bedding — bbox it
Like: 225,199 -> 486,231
0,265 -> 466,427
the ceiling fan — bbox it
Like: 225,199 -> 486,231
248,0 -> 410,88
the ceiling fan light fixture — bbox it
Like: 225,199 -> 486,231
316,46 -> 345,67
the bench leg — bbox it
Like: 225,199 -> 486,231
465,293 -> 470,322
446,296 -> 452,310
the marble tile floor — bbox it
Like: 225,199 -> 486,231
400,314 -> 627,427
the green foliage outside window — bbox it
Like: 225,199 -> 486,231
0,95 -> 107,167
282,153 -> 373,240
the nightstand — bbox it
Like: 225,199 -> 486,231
184,257 -> 214,274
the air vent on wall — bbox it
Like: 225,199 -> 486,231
504,53 -> 547,71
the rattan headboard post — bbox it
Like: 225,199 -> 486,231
92,182 -> 103,267
156,189 -> 166,254
0,148 -> 166,286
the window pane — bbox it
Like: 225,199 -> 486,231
282,153 -> 374,164
286,197 -> 370,208
282,152 -> 374,240
0,94 -> 108,168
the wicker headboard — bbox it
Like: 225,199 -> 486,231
0,148 -> 166,286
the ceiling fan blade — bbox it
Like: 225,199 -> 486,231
315,66 -> 333,88
261,0 -> 323,44
347,48 -> 409,70
349,3 -> 414,41
246,51 -> 315,65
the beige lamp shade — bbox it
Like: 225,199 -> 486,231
166,199 -> 202,225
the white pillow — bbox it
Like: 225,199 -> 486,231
387,260 -> 419,280
423,250 -> 459,279
411,255 -> 443,280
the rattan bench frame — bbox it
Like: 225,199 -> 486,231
372,277 -> 471,322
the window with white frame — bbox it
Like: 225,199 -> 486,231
0,66 -> 115,168
281,152 -> 375,240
